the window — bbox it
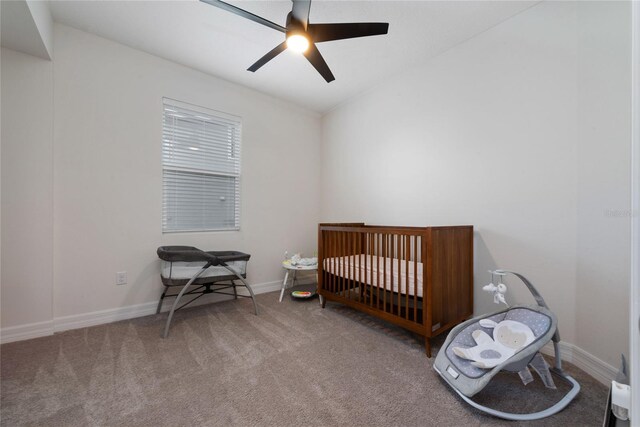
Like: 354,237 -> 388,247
162,99 -> 241,232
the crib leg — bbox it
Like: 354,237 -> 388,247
425,337 -> 432,358
156,289 -> 167,314
320,295 -> 326,308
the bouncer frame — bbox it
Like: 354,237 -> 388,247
434,270 -> 580,421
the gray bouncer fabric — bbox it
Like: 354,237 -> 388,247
433,270 -> 580,421
434,305 -> 556,397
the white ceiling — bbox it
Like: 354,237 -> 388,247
49,0 -> 537,113
1,0 -> 53,60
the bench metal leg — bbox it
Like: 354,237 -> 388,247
223,265 -> 258,315
232,280 -> 238,299
156,289 -> 167,314
162,265 -> 209,338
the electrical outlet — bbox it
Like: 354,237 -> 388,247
116,271 -> 127,285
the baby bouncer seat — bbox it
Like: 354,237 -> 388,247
157,246 -> 258,338
433,270 -> 580,421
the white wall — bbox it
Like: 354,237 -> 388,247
630,0 -> 640,417
1,48 -> 54,328
575,1 -> 631,371
52,24 -> 321,318
1,24 -> 321,332
320,1 -> 631,367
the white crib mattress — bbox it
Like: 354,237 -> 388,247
161,260 -> 247,280
323,254 -> 424,297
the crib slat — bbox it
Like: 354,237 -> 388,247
378,233 -> 382,312
363,232 -> 367,305
336,231 -> 340,295
341,231 -> 346,297
383,233 -> 388,313
363,233 -> 367,305
369,233 -> 380,309
414,235 -> 418,322
328,231 -> 332,293
323,231 -> 327,293
338,231 -> 343,296
321,231 -> 325,293
335,231 -> 339,296
356,232 -> 359,301
344,231 -> 348,299
369,233 -> 373,305
329,231 -> 333,293
402,234 -> 406,318
405,234 -> 410,320
328,232 -> 332,293
366,233 -> 370,307
365,233 -> 375,307
396,234 -> 400,316
397,234 -> 401,317
355,231 -> 360,302
396,234 -> 401,317
347,233 -> 360,302
391,234 -> 394,314
355,232 -> 359,302
401,235 -> 404,316
364,233 -> 368,306
358,234 -> 367,302
331,231 -> 335,293
392,235 -> 397,316
389,234 -> 394,315
355,232 -> 360,303
332,231 -> 337,294
345,231 -> 349,298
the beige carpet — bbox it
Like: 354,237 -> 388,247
1,293 -> 606,426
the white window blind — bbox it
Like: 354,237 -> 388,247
162,99 -> 241,232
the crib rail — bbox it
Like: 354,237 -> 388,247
318,223 -> 473,355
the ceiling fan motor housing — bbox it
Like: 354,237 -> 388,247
286,12 -> 307,36
201,0 -> 389,83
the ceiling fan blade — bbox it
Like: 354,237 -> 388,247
200,0 -> 286,33
303,44 -> 335,83
308,22 -> 389,43
247,42 -> 288,72
291,0 -> 311,30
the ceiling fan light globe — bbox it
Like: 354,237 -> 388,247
286,34 -> 310,53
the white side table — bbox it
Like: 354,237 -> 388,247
279,261 -> 317,302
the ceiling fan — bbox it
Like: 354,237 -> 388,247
200,0 -> 389,82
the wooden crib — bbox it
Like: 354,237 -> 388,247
318,223 -> 473,357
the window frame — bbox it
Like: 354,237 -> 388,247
161,98 -> 242,233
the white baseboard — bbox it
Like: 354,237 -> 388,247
53,301 -> 160,333
541,341 -> 618,386
0,280 -> 281,344
0,320 -> 55,344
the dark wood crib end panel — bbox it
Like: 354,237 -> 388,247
428,226 -> 474,332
